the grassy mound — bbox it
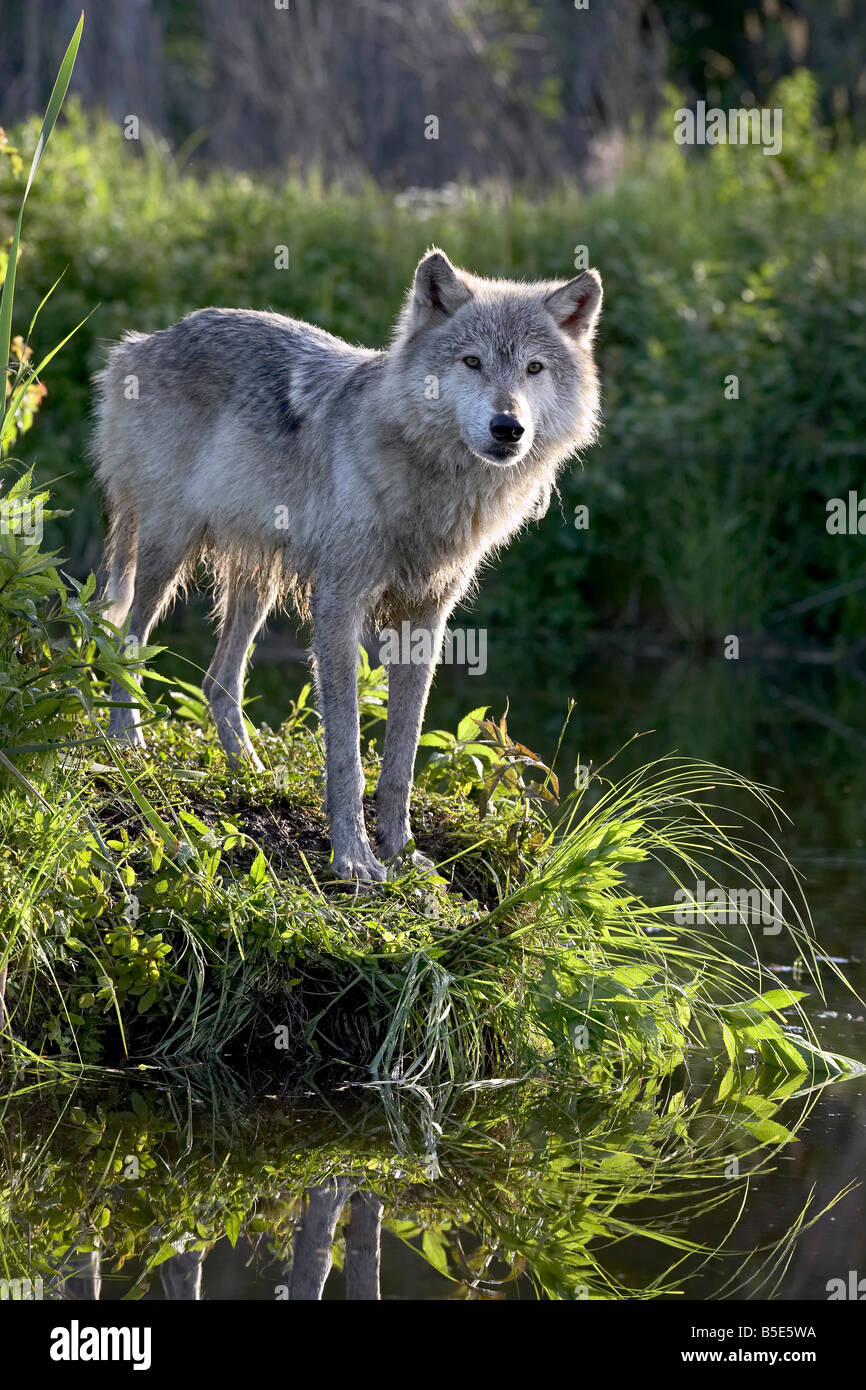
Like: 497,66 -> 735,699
1,675 -> 860,1086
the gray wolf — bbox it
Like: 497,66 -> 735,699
93,249 -> 603,881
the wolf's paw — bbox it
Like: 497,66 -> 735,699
108,714 -> 145,749
411,851 -> 436,874
330,844 -> 387,884
213,709 -> 263,772
379,840 -> 436,876
224,742 -> 264,774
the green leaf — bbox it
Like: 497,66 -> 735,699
418,730 -> 455,749
456,706 -> 488,742
744,1118 -> 798,1145
249,851 -> 268,885
746,989 -> 807,1013
421,1229 -> 451,1278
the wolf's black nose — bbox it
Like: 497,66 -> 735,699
489,413 -> 524,443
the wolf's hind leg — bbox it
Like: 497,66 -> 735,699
108,531 -> 190,747
101,505 -> 138,629
204,580 -> 276,769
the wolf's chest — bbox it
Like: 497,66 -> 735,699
384,476 -> 534,604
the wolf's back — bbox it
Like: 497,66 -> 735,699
92,307 -> 381,495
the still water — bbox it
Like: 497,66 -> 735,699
3,639 -> 865,1301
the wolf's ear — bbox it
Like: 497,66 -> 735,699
412,249 -> 473,319
544,269 -> 602,343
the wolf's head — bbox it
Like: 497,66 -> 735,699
390,249 -> 602,470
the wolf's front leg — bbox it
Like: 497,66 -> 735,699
311,588 -> 385,883
376,604 -> 450,867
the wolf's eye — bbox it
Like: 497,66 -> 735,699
462,355 -> 481,369
526,360 -> 544,374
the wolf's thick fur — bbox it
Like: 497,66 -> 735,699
93,250 -> 602,880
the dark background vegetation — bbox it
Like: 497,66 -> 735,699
1,0 -> 865,733
3,0 -> 866,182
